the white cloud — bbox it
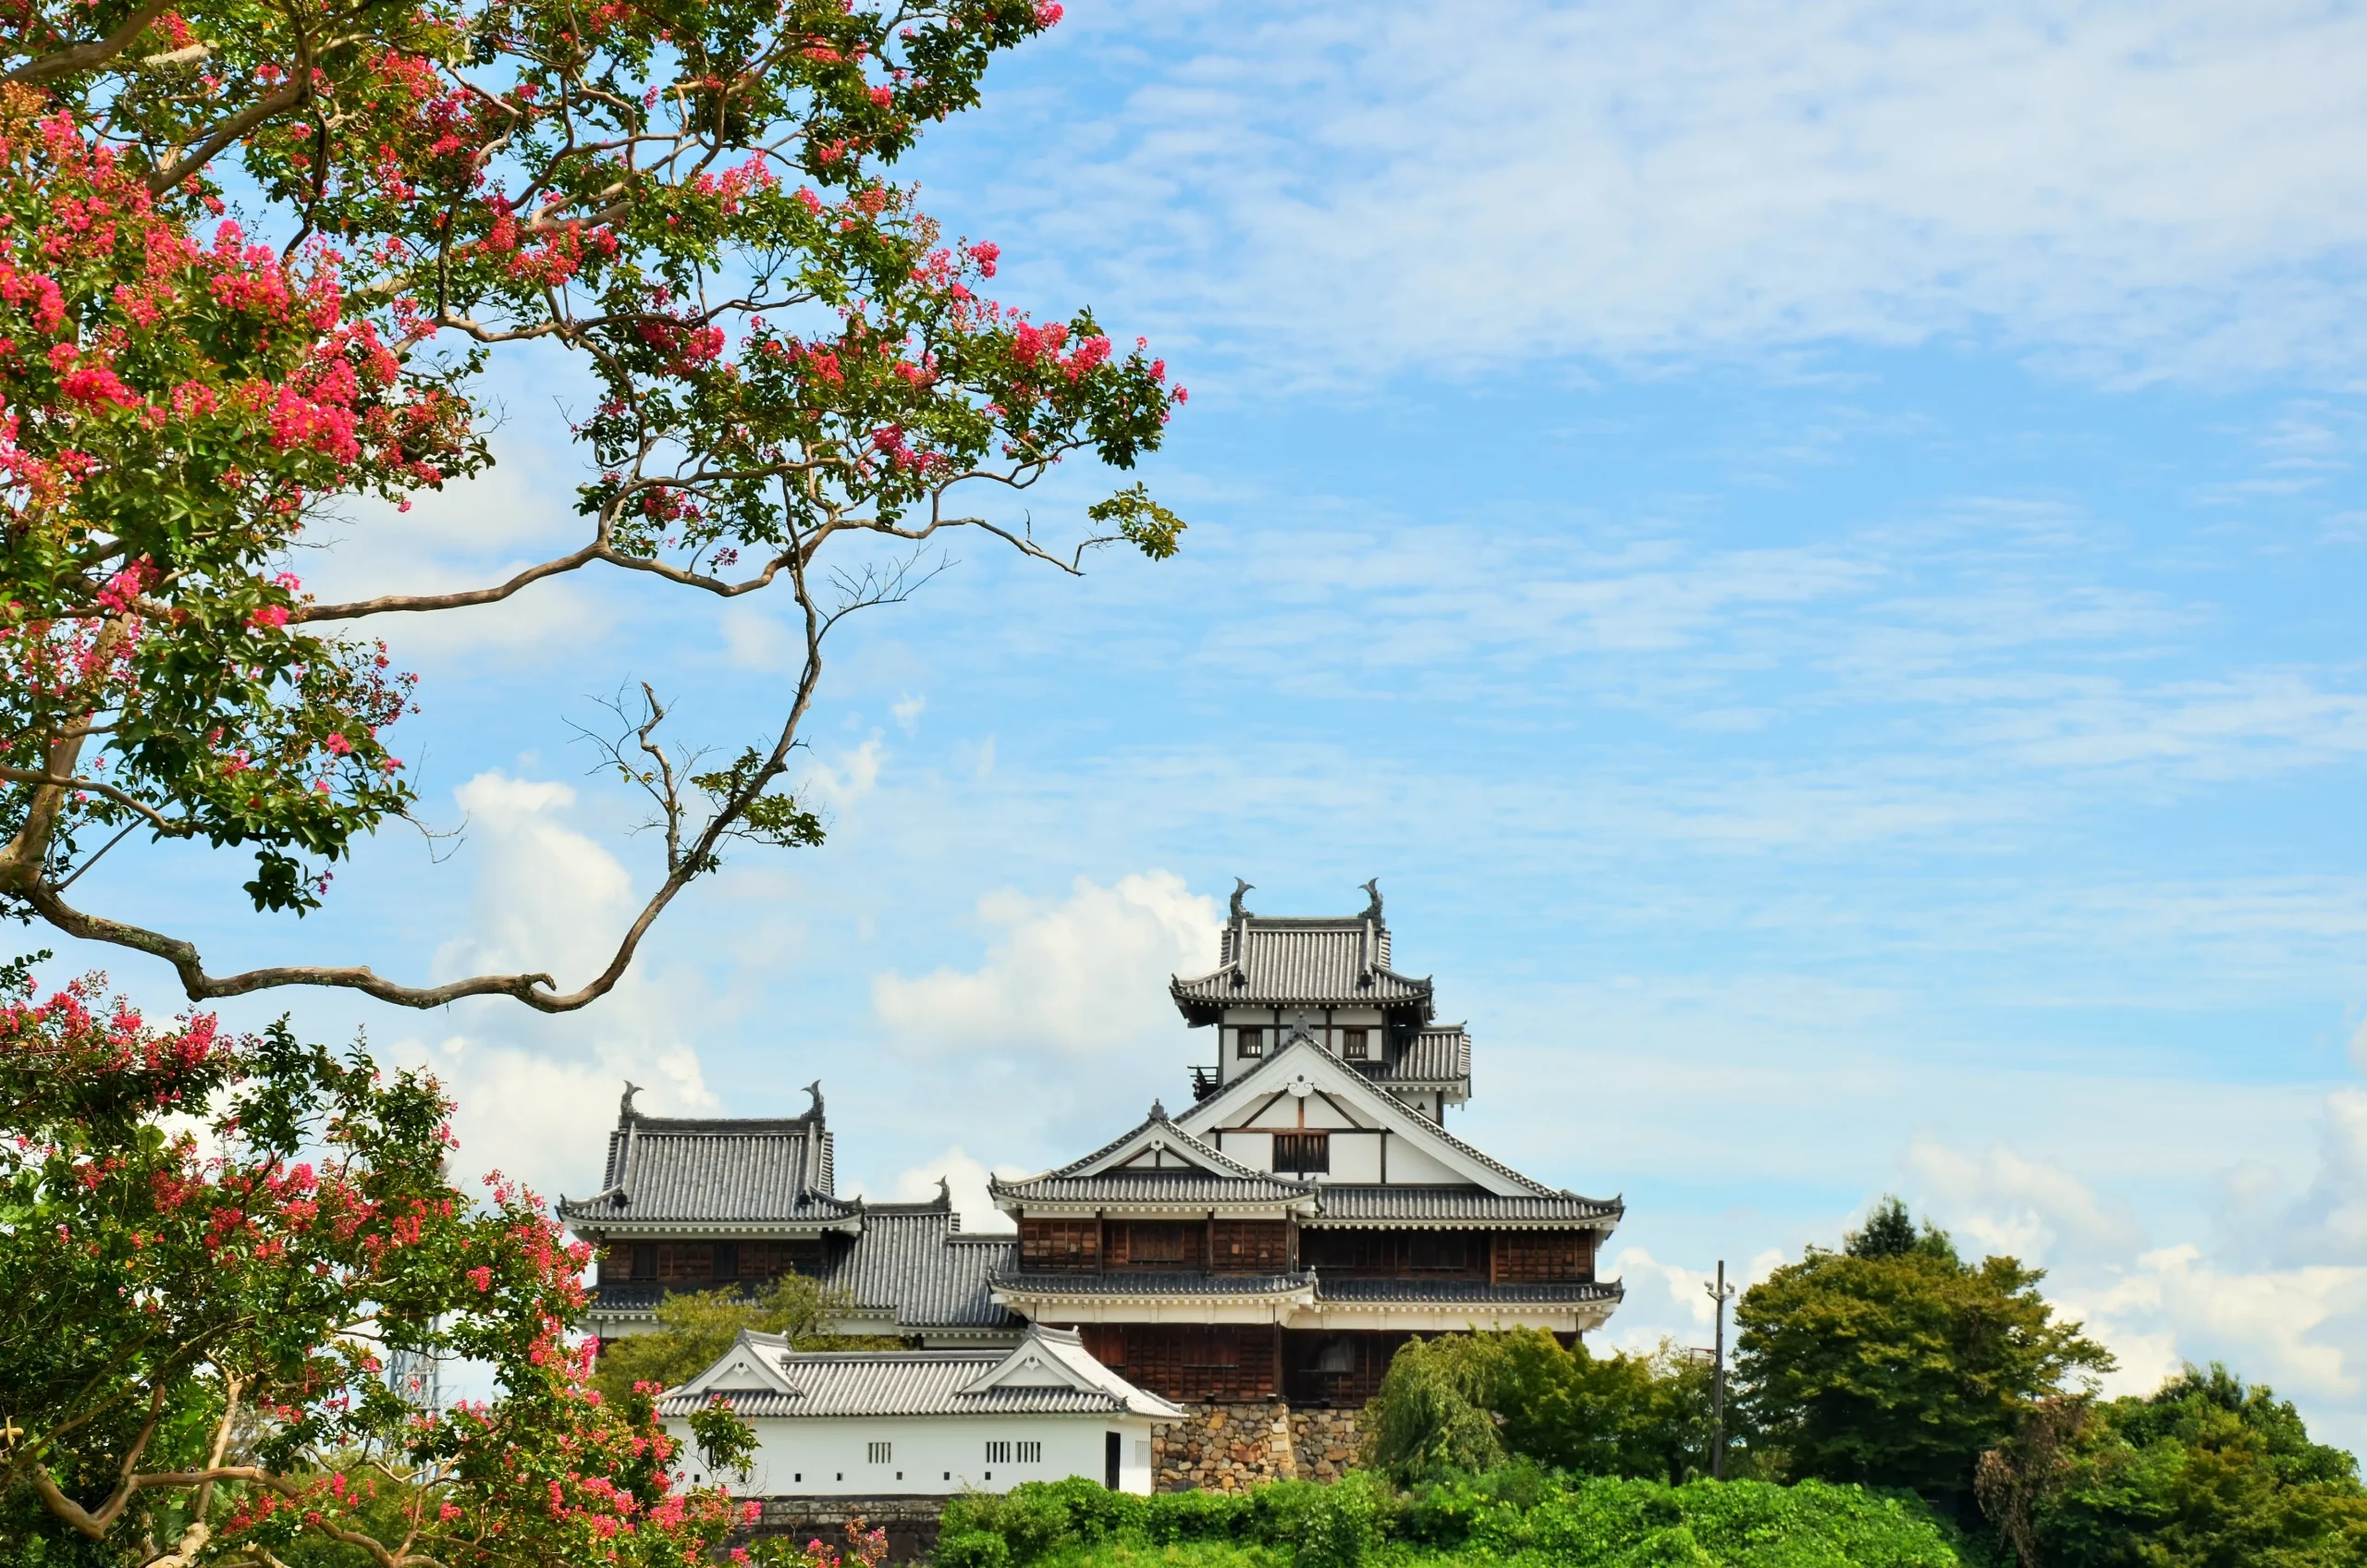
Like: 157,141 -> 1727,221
435,772 -> 632,985
856,1145 -> 1029,1234
303,449 -> 616,665
1907,1137 -> 2143,1266
721,606 -> 796,669
398,770 -> 716,1205
804,736 -> 885,809
1008,0 -> 2367,382
871,872 -> 1220,1055
400,1028 -> 709,1209
2077,1246 -> 2367,1401
1897,1112 -> 2367,1430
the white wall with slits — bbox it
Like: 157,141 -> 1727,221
667,1411 -> 1164,1497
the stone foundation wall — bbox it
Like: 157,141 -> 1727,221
1285,1407 -> 1366,1484
747,1497 -> 947,1563
1152,1403 -> 1367,1492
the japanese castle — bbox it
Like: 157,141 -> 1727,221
561,886 -> 1623,1420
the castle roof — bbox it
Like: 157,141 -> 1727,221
656,1324 -> 1182,1420
1171,914 -> 1433,1024
822,1200 -> 1022,1331
990,1108 -> 1318,1213
1306,1185 -> 1624,1229
557,1104 -> 853,1235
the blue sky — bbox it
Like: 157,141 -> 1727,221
40,0 -> 2367,1446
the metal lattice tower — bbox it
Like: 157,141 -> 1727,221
386,1341 -> 442,1414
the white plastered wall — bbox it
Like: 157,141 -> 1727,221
667,1413 -> 1164,1497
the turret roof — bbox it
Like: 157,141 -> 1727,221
557,1108 -> 851,1231
1171,913 -> 1433,1024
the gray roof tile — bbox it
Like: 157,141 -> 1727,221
657,1327 -> 1182,1419
899,1236 -> 1022,1329
1355,1026 -> 1470,1086
991,1268 -> 1318,1298
991,1111 -> 1318,1209
1312,1185 -> 1622,1227
558,1114 -> 848,1229
656,1350 -> 1132,1418
821,1205 -> 1024,1330
1173,918 -> 1432,1022
991,1172 -> 1317,1207
1315,1277 -> 1625,1305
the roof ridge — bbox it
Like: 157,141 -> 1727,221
615,1116 -> 823,1133
1027,1109 -> 1305,1186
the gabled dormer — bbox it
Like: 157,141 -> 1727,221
988,1101 -> 1319,1221
1176,1035 -> 1563,1195
674,1328 -> 805,1406
960,1327 -> 1184,1417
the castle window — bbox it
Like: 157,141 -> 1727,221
986,1440 -> 1012,1464
1123,1222 -> 1195,1264
657,1243 -> 714,1282
1341,1027 -> 1368,1060
868,1441 -> 892,1464
1183,1329 -> 1242,1367
713,1242 -> 739,1280
1273,1132 -> 1330,1174
632,1244 -> 657,1280
1411,1231 -> 1477,1272
1017,1441 -> 1043,1464
1237,1027 -> 1264,1060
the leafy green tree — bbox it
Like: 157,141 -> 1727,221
1735,1199 -> 2114,1510
588,1270 -> 883,1404
1362,1333 -> 1508,1485
1979,1366 -> 2367,1568
1364,1329 -> 1720,1487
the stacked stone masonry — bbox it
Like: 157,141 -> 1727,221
1150,1403 -> 1367,1492
746,1497 -> 946,1563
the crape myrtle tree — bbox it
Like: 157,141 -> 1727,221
0,957 -> 801,1564
0,0 -> 1186,1012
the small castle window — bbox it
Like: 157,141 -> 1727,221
1273,1132 -> 1330,1174
986,1440 -> 1012,1464
1017,1441 -> 1043,1464
868,1441 -> 892,1464
1341,1027 -> 1368,1060
1237,1027 -> 1264,1060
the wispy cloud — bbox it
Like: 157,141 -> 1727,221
952,0 -> 2367,384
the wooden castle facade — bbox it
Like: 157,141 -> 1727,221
561,886 -> 1623,1475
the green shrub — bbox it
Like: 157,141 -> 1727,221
931,1466 -> 1974,1568
1526,1476 -> 1964,1568
934,1530 -> 1012,1568
1401,1459 -> 1558,1547
1143,1487 -> 1253,1543
1292,1472 -> 1391,1568
940,1492 -> 1007,1540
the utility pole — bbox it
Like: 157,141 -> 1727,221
1706,1259 -> 1735,1480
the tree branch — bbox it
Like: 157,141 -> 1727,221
0,766 -> 178,836
293,536 -> 803,622
6,0 -> 175,84
17,527 -> 864,1014
148,78 -> 307,195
